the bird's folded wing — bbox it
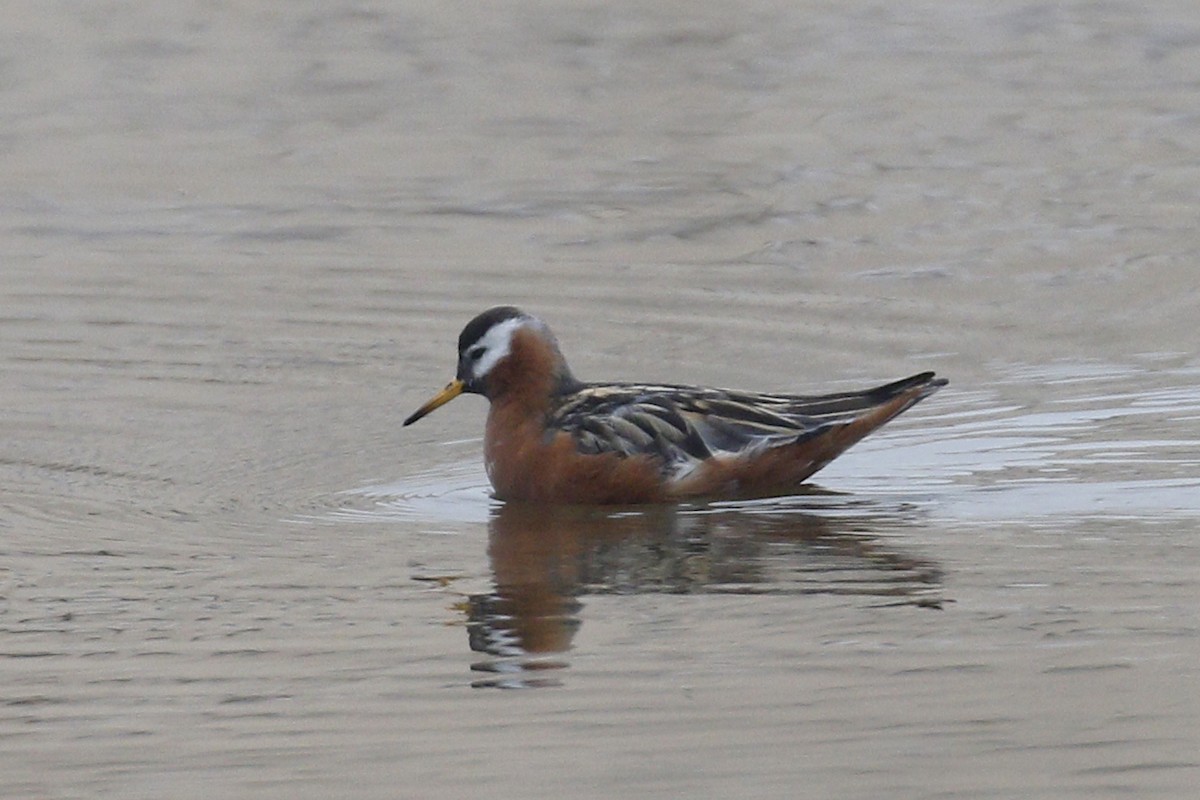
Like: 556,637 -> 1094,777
550,385 -> 843,477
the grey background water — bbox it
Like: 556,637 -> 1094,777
3,2 -> 1199,798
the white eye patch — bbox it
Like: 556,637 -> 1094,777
470,316 -> 526,379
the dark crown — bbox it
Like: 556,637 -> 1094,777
457,306 -> 526,353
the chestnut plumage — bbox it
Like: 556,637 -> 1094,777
406,306 -> 946,504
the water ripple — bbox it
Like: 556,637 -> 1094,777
823,361 -> 1200,523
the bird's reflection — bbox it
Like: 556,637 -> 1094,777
467,496 -> 943,688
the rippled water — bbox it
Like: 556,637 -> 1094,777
4,2 -> 1199,799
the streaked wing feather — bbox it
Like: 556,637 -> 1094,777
550,374 -> 944,468
548,382 -> 874,478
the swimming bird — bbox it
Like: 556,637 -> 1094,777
404,306 -> 946,504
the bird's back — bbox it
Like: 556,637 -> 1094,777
548,372 -> 947,489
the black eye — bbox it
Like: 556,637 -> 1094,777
466,345 -> 485,362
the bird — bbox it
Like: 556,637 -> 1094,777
404,306 -> 947,504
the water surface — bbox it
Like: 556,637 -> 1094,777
3,2 -> 1198,798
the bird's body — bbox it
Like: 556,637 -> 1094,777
405,306 -> 946,504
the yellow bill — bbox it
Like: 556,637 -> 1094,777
403,379 -> 465,426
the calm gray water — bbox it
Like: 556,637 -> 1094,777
3,2 -> 1198,798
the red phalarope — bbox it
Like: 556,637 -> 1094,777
404,306 -> 947,504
